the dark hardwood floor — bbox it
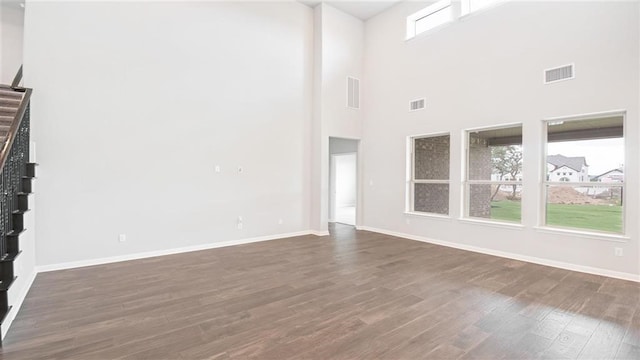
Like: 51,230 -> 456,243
1,223 -> 639,359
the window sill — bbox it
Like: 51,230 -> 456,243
404,212 -> 452,221
534,226 -> 629,243
457,217 -> 524,230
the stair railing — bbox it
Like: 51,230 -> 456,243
10,65 -> 23,90
0,67 -> 32,258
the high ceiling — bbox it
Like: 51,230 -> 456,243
2,1 -> 399,19
298,1 -> 402,21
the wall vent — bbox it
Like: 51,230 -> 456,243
347,77 -> 360,109
544,64 -> 574,84
410,98 -> 426,111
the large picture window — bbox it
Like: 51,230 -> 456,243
543,114 -> 625,234
465,125 -> 523,223
408,134 -> 450,215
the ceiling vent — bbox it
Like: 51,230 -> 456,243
544,64 -> 574,84
347,77 -> 360,109
410,98 -> 426,111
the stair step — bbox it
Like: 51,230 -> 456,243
0,252 -> 21,263
0,98 -> 20,107
0,277 -> 17,292
7,229 -> 25,237
0,103 -> 19,110
0,107 -> 17,116
25,163 -> 37,178
0,88 -> 23,98
16,190 -> 32,196
0,93 -> 24,100
12,209 -> 30,215
0,306 -> 13,326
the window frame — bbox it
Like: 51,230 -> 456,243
463,123 -> 523,224
406,132 -> 451,216
406,0 -> 453,40
541,111 -> 627,235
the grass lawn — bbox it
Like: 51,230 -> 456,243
490,200 -> 521,222
545,203 -> 623,233
489,200 -> 623,233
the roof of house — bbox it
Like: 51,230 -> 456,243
593,168 -> 624,179
547,154 -> 587,172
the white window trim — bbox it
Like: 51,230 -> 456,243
458,217 -> 525,230
404,211 -> 453,221
541,111 -> 627,236
534,226 -> 630,243
406,0 -> 453,40
406,132 -> 451,216
463,124 -> 523,224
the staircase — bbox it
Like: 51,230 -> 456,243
0,90 -> 24,148
0,67 -> 35,343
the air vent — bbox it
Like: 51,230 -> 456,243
544,64 -> 574,84
347,77 -> 360,109
410,98 -> 426,111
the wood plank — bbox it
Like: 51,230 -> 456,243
0,223 -> 638,359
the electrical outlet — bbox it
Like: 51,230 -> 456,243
119,234 -> 126,242
614,247 -> 623,257
215,165 -> 221,173
238,166 -> 243,173
405,218 -> 411,225
237,216 -> 243,230
278,218 -> 283,225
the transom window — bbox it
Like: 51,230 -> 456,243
406,0 -> 454,39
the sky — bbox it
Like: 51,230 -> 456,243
548,138 -> 624,176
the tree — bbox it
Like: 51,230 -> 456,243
491,145 -> 523,201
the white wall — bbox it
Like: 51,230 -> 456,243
0,2 -> 24,84
363,1 -> 640,277
335,153 -> 357,207
24,1 -> 314,266
310,4 -> 364,232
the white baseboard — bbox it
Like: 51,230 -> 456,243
359,226 -> 640,283
2,270 -> 37,340
310,230 -> 330,236
37,230 -> 315,273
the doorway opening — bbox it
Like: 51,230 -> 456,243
329,138 -> 359,227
